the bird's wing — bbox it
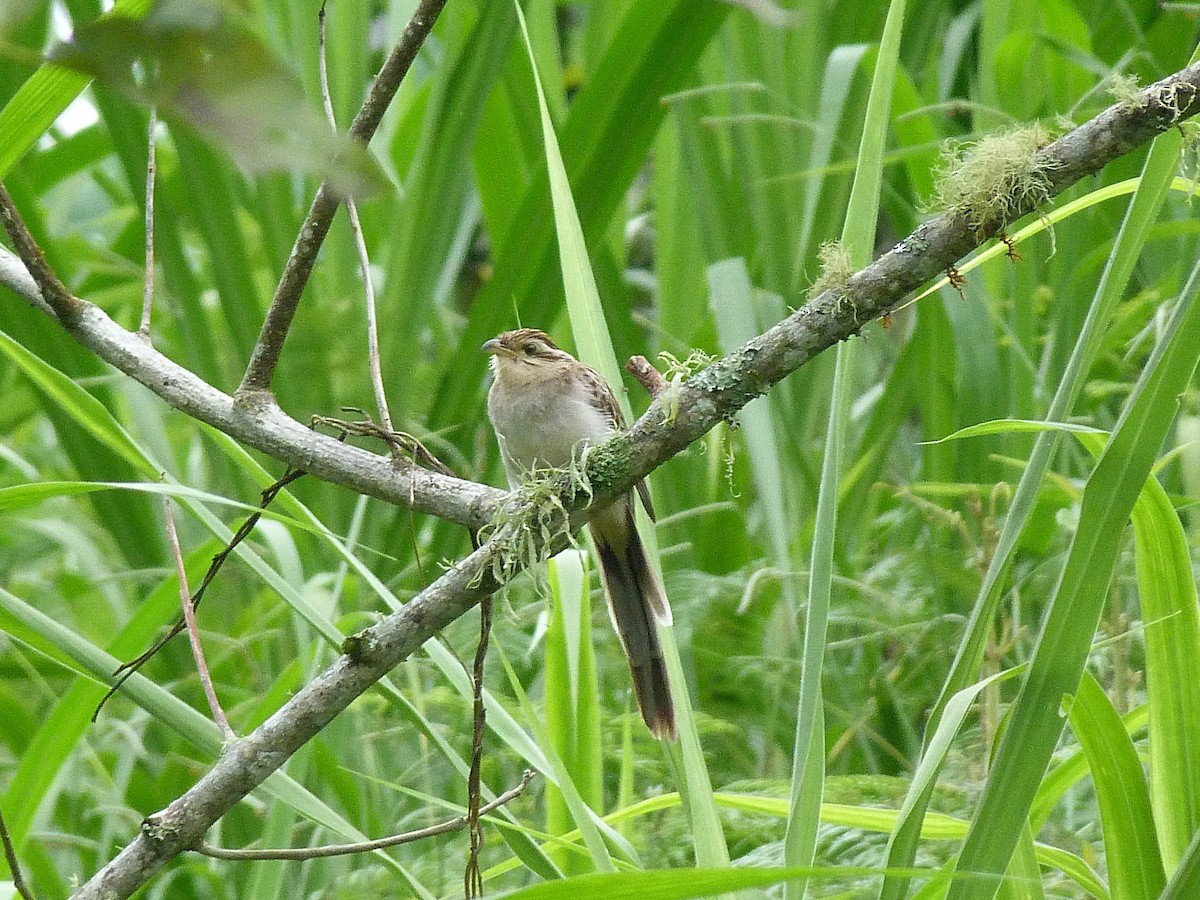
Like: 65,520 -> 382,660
580,363 -> 656,522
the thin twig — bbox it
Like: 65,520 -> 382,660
194,770 -> 534,861
138,104 -> 157,337
0,182 -> 80,325
94,467 -> 306,719
464,593 -> 493,898
317,3 -> 395,439
311,414 -> 453,475
238,0 -> 451,395
625,355 -> 666,398
0,805 -> 34,900
162,496 -> 235,741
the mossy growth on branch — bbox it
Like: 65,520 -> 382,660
475,467 -> 579,586
656,349 -> 716,424
658,349 -> 716,382
807,239 -> 855,300
474,441 -> 621,587
1109,72 -> 1200,129
1109,72 -> 1143,109
928,123 -> 1061,238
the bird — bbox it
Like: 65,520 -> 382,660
483,328 -> 677,740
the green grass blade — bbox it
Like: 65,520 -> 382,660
788,3 -> 906,897
886,75 -> 1188,893
1161,828 -> 1200,900
515,0 -> 729,869
0,329 -> 159,476
494,640 -> 619,873
546,550 -> 603,872
0,0 -> 154,178
1129,449 -> 1200,871
707,258 -> 791,595
430,0 -> 727,435
1066,672 -> 1164,899
947,251 -> 1200,899
0,586 -> 399,852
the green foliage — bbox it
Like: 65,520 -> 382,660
2,1 -> 1200,898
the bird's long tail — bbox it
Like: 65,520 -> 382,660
591,504 -> 677,741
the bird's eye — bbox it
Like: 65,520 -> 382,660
523,342 -> 539,355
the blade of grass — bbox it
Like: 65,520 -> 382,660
881,86 -> 1189,897
546,550 -> 603,873
431,0 -> 727,435
1128,445 -> 1200,871
514,0 -> 730,869
786,3 -> 907,897
1065,672 -> 1165,900
0,586 -> 427,875
494,640 -> 619,873
0,0 -> 154,178
947,249 -> 1200,899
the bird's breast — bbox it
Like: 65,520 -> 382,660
488,376 -> 614,476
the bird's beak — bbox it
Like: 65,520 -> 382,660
481,338 -> 505,356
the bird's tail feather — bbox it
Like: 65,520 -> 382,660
593,518 -> 677,741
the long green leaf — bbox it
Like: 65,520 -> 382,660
1066,672 -> 1164,900
514,0 -> 730,870
431,0 -> 727,435
0,0 -> 154,178
948,248 -> 1200,899
787,3 -> 906,897
546,550 -> 603,872
1129,444 -> 1200,871
885,72 -> 1189,895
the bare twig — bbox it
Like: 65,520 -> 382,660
239,0 -> 452,396
0,804 -> 34,900
625,355 -> 667,399
0,183 -> 80,325
195,770 -> 534,861
464,594 -> 493,898
138,104 -> 157,337
317,4 -> 395,439
162,496 -> 235,741
94,467 -> 306,719
310,414 -> 454,475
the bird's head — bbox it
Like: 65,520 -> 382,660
482,329 -> 573,375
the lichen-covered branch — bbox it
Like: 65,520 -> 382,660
0,251 -> 502,530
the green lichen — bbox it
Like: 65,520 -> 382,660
581,436 -> 632,498
475,466 -> 581,587
929,123 -> 1061,238
1109,72 -> 1142,109
659,349 -> 716,381
807,240 -> 855,300
657,350 -> 715,425
1150,79 -> 1198,124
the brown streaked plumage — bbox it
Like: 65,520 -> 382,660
483,329 -> 676,740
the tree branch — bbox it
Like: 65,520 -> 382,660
0,182 -> 81,324
5,59 -> 1191,900
238,0 -> 451,396
74,530 -> 509,899
0,248 -> 502,529
194,770 -> 533,861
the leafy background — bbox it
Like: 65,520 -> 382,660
1,0 -> 1200,897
